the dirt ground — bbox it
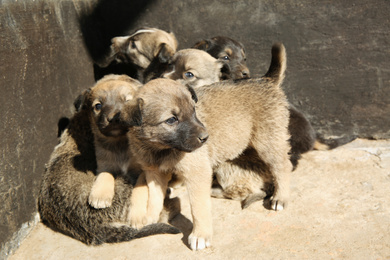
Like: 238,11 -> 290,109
9,139 -> 390,260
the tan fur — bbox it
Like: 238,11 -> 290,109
163,43 -> 289,208
163,48 -> 223,88
123,45 -> 291,250
97,28 -> 178,70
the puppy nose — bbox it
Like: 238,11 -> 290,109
241,69 -> 250,78
198,132 -> 209,143
108,112 -> 121,123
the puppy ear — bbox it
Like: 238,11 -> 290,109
186,85 -> 198,103
73,88 -> 91,112
219,62 -> 232,80
156,43 -> 175,63
125,98 -> 143,126
192,39 -> 212,51
95,36 -> 130,67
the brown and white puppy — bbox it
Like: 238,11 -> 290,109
193,36 -> 250,80
38,74 -> 180,245
94,28 -> 178,83
123,43 -> 291,250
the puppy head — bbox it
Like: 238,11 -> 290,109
193,36 -> 250,80
162,49 -> 223,88
98,28 -> 178,69
124,78 -> 208,152
79,74 -> 142,138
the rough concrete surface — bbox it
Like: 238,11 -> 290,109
9,139 -> 390,259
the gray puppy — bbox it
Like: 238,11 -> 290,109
38,75 -> 180,245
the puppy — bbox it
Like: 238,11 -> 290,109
81,75 -> 142,209
94,28 -> 178,83
38,75 -> 180,245
193,36 -> 250,80
163,43 -> 318,170
163,48 -> 224,88
124,43 -> 291,250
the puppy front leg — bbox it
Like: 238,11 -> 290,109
88,172 -> 115,209
181,156 -> 213,250
128,172 -> 149,229
144,169 -> 171,225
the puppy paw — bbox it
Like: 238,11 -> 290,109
188,233 -> 211,251
270,197 -> 288,211
128,208 -> 148,229
88,181 -> 115,209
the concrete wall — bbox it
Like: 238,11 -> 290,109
1,0 -> 389,257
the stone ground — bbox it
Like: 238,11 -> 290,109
9,139 -> 390,260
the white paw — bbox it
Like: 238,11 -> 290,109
188,234 -> 211,251
270,198 -> 287,211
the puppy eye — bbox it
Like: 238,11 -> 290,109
131,41 -> 136,49
184,72 -> 194,79
222,56 -> 230,61
165,116 -> 178,125
95,103 -> 102,111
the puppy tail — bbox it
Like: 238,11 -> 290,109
263,43 -> 287,85
313,135 -> 357,151
241,192 -> 267,209
91,223 -> 181,245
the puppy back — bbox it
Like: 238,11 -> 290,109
263,43 -> 287,85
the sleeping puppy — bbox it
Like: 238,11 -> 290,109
94,28 -> 178,83
38,74 -> 180,245
193,36 -> 250,80
124,43 -> 291,250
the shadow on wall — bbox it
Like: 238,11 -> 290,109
78,0 -> 156,80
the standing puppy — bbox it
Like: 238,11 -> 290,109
94,28 -> 178,82
38,75 -> 180,245
193,36 -> 250,80
124,43 -> 291,250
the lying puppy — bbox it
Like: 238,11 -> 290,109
193,36 -> 250,80
38,74 -> 180,245
124,43 -> 291,250
94,28 -> 178,83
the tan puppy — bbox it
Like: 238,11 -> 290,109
95,28 -> 178,82
123,43 -> 291,250
81,75 -> 142,209
163,48 -> 223,88
38,74 -> 180,245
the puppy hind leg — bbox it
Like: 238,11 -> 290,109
89,172 -> 115,209
252,138 -> 292,211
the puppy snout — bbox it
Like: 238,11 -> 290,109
241,69 -> 250,78
198,132 -> 209,144
108,112 -> 121,123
